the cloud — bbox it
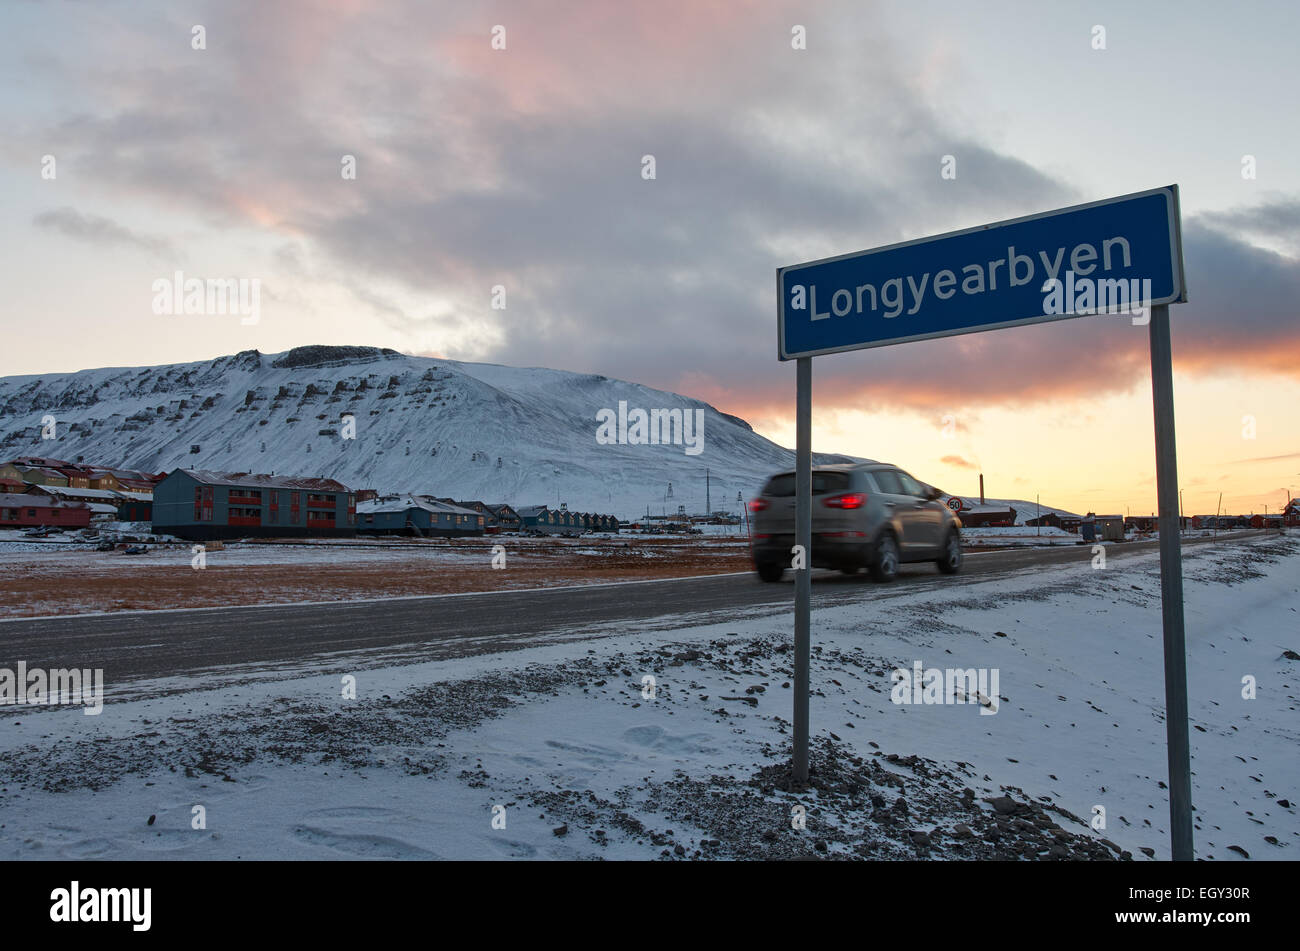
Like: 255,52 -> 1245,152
13,0 -> 1300,425
940,454 -> 978,469
32,207 -> 175,259
1199,197 -> 1300,253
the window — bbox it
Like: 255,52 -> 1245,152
762,471 -> 850,497
869,469 -> 904,495
896,471 -> 927,498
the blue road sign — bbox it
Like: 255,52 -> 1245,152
777,185 -> 1185,360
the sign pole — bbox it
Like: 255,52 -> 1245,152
1149,302 -> 1194,860
793,356 -> 812,784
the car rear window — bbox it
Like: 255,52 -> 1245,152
763,471 -> 851,497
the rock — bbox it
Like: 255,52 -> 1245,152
1277,799 -> 1291,808
147,814 -> 156,826
552,824 -> 568,837
1139,846 -> 1156,858
674,843 -> 686,856
909,831 -> 931,847
1227,845 -> 1250,859
988,795 -> 1021,816
953,823 -> 974,839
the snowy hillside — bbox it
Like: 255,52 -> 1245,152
0,345 -> 859,519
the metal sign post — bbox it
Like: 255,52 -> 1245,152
1149,302 -> 1193,860
793,356 -> 812,783
777,186 -> 1192,856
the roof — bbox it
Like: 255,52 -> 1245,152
0,492 -> 84,508
414,496 -> 480,516
174,469 -> 351,492
28,485 -> 124,501
357,495 -> 482,517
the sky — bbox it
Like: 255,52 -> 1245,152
1,0 -> 1297,516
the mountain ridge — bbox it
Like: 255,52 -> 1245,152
0,346 -> 861,518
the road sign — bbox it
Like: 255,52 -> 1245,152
778,185 -> 1185,360
776,186 -> 1193,860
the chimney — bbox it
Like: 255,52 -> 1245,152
979,473 -> 985,505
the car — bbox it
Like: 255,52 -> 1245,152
123,544 -> 149,555
748,463 -> 963,582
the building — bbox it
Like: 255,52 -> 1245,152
952,506 -> 1017,528
0,492 -> 91,529
24,484 -> 143,519
452,500 -> 502,533
1024,512 -> 1064,529
356,495 -> 484,537
151,469 -> 355,540
486,503 -> 521,532
517,504 -> 562,535
1094,514 -> 1125,541
1285,498 -> 1300,527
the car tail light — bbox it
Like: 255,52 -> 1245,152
823,492 -> 867,510
749,498 -> 769,512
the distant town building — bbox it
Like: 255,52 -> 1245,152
152,469 -> 355,540
356,495 -> 484,537
0,492 -> 91,529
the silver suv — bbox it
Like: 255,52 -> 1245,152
749,463 -> 962,582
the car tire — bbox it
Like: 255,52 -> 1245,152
936,529 -> 962,574
840,565 -> 860,576
756,562 -> 785,583
868,532 -> 899,582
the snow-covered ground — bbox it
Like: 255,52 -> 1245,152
0,535 -> 1294,860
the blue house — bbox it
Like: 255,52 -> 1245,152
355,495 -> 485,537
152,469 -> 356,540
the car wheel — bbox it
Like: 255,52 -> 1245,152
756,562 -> 785,583
937,529 -> 962,574
868,532 -> 899,582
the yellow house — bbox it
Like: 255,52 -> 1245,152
14,465 -> 69,487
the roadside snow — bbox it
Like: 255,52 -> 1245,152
0,535 -> 1295,860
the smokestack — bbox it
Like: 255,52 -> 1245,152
979,473 -> 985,505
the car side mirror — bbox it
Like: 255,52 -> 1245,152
926,486 -> 943,501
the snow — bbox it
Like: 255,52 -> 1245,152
0,346 -> 863,521
1,534 -> 1294,860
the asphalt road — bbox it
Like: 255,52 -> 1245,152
0,532 -> 1267,695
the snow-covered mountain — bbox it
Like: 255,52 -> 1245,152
0,345 -> 861,519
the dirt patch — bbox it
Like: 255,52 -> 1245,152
0,536 -> 752,618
